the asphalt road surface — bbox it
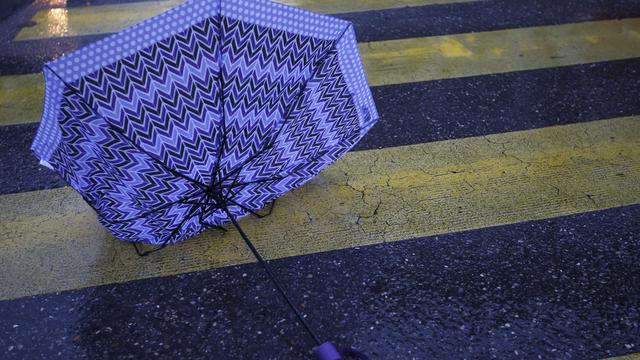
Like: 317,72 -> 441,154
0,0 -> 639,359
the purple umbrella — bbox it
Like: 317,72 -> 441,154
31,0 -> 378,358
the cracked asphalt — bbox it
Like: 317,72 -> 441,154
1,0 -> 639,359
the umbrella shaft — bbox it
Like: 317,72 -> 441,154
222,206 -> 323,347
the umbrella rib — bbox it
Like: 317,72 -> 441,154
133,200 -> 203,256
219,25 -> 354,187
211,8 -> 228,191
110,189 -> 205,224
223,198 -> 268,218
211,71 -> 228,190
214,44 -> 335,187
225,176 -> 285,188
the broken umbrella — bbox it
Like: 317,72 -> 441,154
31,0 -> 379,358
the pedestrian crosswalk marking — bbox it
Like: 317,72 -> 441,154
0,73 -> 43,126
362,17 -> 640,86
1,116 -> 638,300
14,0 -> 478,41
605,353 -> 640,360
2,18 -> 640,126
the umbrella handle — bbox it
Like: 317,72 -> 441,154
314,342 -> 369,360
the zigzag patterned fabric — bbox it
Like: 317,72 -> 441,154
31,0 -> 379,245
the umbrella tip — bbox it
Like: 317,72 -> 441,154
314,341 -> 371,360
314,342 -> 341,360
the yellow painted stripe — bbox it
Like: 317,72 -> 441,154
362,17 -> 640,86
2,18 -> 640,126
281,0 -> 476,13
606,353 -> 640,360
14,0 -> 476,41
1,116 -> 639,300
0,73 -> 43,126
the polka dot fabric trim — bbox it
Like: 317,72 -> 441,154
222,0 -> 349,40
48,0 -> 220,81
336,25 -> 379,130
31,67 -> 63,163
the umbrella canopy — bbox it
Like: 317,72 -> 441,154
31,0 -> 378,247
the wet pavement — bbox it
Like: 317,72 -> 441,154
1,0 -> 640,359
2,206 -> 639,359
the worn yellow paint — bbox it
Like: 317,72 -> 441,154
1,116 -> 639,300
15,0 -> 477,41
606,353 -> 640,360
281,0 -> 476,13
361,17 -> 640,86
0,73 -> 44,126
3,18 -> 640,126
16,0 -> 181,40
